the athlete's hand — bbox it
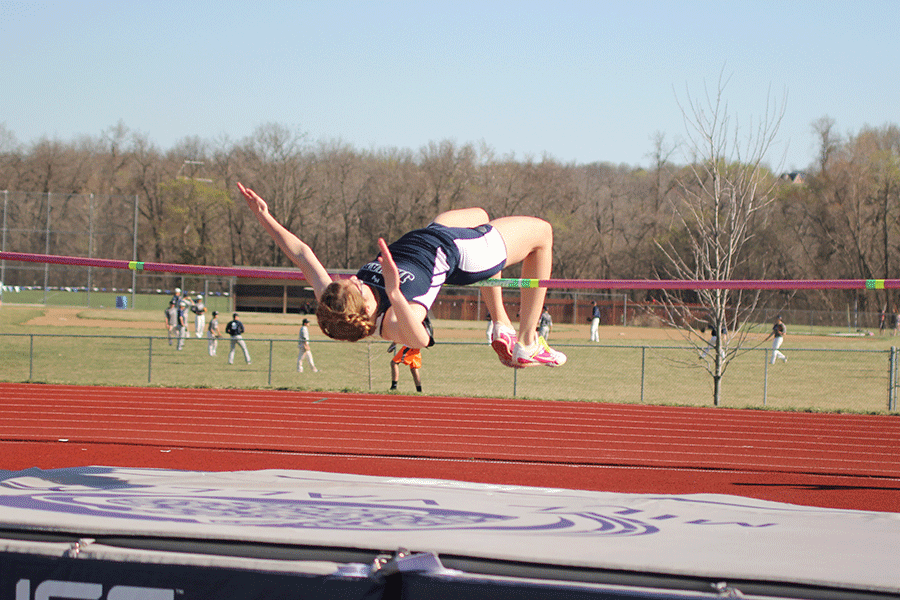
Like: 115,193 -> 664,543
377,237 -> 430,348
237,182 -> 269,216
377,238 -> 401,295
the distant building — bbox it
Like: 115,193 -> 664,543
780,171 -> 806,184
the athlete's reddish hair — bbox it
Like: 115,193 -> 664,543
315,280 -> 377,342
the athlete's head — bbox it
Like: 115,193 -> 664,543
316,279 -> 376,342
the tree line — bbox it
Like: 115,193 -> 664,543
1,116 -> 898,312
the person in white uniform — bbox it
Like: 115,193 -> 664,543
297,318 -> 318,372
192,294 -> 206,338
765,316 -> 788,364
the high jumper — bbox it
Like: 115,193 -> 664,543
237,182 -> 566,368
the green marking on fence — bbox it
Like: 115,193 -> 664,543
470,278 -> 540,288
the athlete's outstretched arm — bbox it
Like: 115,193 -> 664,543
377,238 -> 431,348
238,182 -> 333,299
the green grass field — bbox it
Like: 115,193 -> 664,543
2,302 -> 899,414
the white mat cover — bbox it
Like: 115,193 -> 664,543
0,466 -> 897,594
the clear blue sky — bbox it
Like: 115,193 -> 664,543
2,0 -> 897,172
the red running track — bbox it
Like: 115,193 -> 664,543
2,383 -> 899,513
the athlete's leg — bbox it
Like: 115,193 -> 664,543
431,208 -> 507,326
390,360 -> 400,390
433,207 -> 516,355
432,207 -> 489,228
480,279 -> 513,330
487,216 -> 552,348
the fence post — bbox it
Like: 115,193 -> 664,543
131,194 -> 139,310
572,291 -> 578,325
890,347 -> 897,412
268,340 -> 274,386
29,334 -> 34,381
87,193 -> 94,308
43,193 -> 50,305
640,346 -> 646,403
367,341 -> 372,391
148,337 -> 153,384
1,190 -> 8,304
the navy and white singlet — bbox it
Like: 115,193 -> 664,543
356,222 -> 507,316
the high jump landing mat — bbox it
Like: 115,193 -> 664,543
2,466 -> 899,600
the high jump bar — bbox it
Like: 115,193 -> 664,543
2,251 -> 898,291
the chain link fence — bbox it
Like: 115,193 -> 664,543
1,191 -> 140,297
0,191 -> 239,311
2,333 -> 897,413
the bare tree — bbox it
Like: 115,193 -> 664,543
356,147 -> 428,251
802,123 -> 900,313
0,124 -> 23,190
233,124 -> 313,267
129,134 -> 176,262
314,141 -> 369,268
648,131 -> 678,213
419,140 -> 476,218
812,116 -> 839,177
479,157 -> 535,217
656,73 -> 785,406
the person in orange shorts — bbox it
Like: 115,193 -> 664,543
389,344 -> 422,393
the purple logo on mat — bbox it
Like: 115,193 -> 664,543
0,492 -> 659,536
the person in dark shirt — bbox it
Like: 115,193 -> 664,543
225,313 -> 251,365
590,301 -> 601,342
537,306 -> 553,340
765,316 -> 787,364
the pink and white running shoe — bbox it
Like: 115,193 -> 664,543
490,322 -> 518,367
513,337 -> 567,367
